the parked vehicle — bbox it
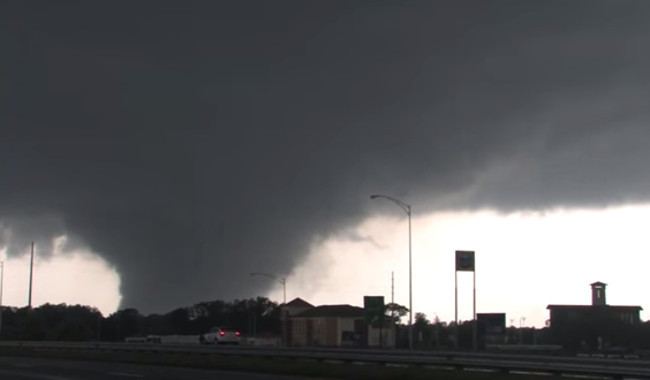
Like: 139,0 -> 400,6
200,326 -> 241,345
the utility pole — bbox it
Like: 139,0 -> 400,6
28,242 -> 34,309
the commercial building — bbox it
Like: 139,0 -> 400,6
547,282 -> 642,327
282,298 -> 365,347
546,282 -> 642,349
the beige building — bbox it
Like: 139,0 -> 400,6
280,298 -> 314,345
283,299 -> 365,347
367,323 -> 396,348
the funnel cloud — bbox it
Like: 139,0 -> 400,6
2,0 -> 650,312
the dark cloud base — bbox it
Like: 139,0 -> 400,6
2,0 -> 650,312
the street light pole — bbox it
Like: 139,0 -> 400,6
250,272 -> 286,304
250,272 -> 288,347
408,204 -> 412,350
0,261 -> 4,335
0,261 -> 4,306
371,194 -> 413,350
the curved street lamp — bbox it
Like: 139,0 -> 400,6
370,194 -> 413,350
250,272 -> 287,304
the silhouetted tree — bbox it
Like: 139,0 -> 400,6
384,303 -> 408,324
107,308 -> 145,341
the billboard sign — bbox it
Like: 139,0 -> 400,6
455,250 -> 475,272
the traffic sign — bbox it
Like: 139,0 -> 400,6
364,296 -> 385,324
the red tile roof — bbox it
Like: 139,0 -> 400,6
284,297 -> 314,308
292,304 -> 364,319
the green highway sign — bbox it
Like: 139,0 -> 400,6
364,296 -> 385,324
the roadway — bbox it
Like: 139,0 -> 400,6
0,356 -> 323,380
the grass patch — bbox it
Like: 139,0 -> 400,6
0,347 -> 562,380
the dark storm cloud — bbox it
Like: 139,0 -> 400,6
2,0 -> 650,311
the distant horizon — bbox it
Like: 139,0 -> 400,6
2,205 -> 648,328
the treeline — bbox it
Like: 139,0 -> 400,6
2,301 -> 649,351
0,297 -> 282,342
407,312 -> 650,351
404,313 -> 553,350
549,316 -> 650,351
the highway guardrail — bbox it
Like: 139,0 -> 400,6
0,341 -> 648,379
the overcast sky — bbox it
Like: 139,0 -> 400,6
2,1 -> 650,321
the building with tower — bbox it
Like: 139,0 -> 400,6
546,282 -> 642,349
547,282 -> 641,326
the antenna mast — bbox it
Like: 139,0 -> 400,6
391,271 -> 394,305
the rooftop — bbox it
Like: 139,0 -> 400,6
293,304 -> 365,319
547,304 -> 642,311
284,297 -> 314,308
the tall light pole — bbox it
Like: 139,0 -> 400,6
0,261 -> 3,335
250,272 -> 286,304
250,272 -> 288,347
0,261 -> 4,306
370,194 -> 413,350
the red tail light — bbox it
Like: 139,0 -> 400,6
235,331 -> 241,336
219,331 -> 225,336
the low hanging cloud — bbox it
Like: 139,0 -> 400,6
2,1 -> 650,312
